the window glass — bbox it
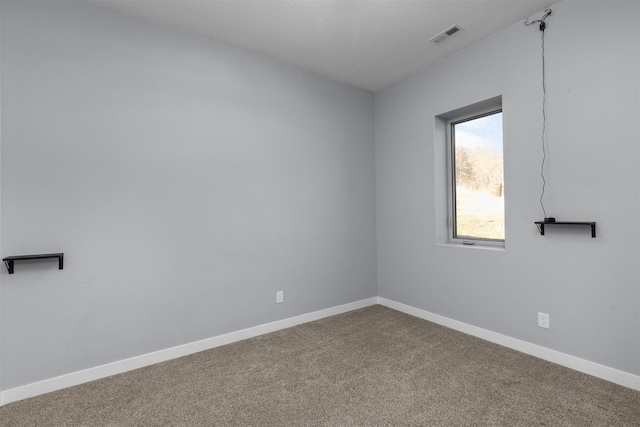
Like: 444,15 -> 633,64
451,110 -> 504,241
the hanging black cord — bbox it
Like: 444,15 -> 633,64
540,22 -> 548,219
526,9 -> 552,219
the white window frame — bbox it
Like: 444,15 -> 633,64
446,103 -> 504,247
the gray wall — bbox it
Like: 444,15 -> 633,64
376,0 -> 640,375
0,1 -> 376,389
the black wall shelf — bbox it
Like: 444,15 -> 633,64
535,221 -> 596,238
3,253 -> 64,274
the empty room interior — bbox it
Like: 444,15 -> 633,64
1,0 -> 640,423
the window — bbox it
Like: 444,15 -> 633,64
448,107 -> 504,244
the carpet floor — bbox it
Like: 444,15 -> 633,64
1,305 -> 639,426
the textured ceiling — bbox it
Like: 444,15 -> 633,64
91,0 -> 560,92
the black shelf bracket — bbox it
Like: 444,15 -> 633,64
3,253 -> 64,274
535,221 -> 596,238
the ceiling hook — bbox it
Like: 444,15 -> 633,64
525,8 -> 552,31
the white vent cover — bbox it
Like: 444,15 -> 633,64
429,24 -> 464,44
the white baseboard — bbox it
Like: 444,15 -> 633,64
3,296 -> 638,406
0,297 -> 378,406
377,297 -> 640,392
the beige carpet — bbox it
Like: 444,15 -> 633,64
2,305 -> 639,426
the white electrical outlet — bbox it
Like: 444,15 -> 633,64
276,291 -> 283,303
538,312 -> 550,329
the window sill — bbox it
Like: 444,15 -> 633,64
437,242 -> 505,251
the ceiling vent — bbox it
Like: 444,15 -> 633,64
429,24 -> 463,44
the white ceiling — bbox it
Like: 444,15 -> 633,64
91,0 -> 560,92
